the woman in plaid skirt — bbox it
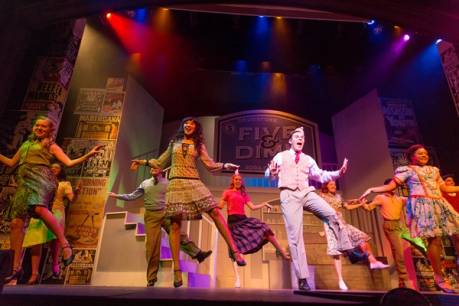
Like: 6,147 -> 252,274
219,172 -> 291,259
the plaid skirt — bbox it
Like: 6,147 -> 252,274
165,178 -> 218,220
228,214 -> 273,255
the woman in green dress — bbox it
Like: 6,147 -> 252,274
0,116 -> 102,282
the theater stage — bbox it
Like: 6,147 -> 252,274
1,286 -> 459,306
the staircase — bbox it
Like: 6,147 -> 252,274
91,210 -> 218,287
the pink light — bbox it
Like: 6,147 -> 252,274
403,34 -> 410,41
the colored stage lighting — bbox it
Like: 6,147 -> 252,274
367,19 -> 375,25
435,38 -> 443,44
403,34 -> 410,41
106,12 -> 112,18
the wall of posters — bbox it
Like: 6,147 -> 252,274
64,248 -> 97,285
63,138 -> 115,177
437,40 -> 459,116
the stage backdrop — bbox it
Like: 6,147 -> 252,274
215,110 -> 321,174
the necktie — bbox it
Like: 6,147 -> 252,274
295,151 -> 300,164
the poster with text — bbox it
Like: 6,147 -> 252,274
74,88 -> 105,114
75,115 -> 120,140
105,77 -> 125,92
101,91 -> 124,116
64,248 -> 97,285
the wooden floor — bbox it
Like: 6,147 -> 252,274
1,285 -> 459,306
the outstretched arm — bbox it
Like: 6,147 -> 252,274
0,150 -> 20,168
246,201 -> 272,211
362,194 -> 385,211
440,184 -> 459,193
360,180 -> 397,200
108,187 -> 145,201
51,144 -> 104,167
342,199 -> 363,210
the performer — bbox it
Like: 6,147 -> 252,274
362,178 -> 419,289
22,163 -> 77,284
441,174 -> 459,267
265,126 -> 352,291
319,180 -> 389,290
219,172 -> 291,287
109,165 -> 212,287
0,116 -> 103,283
360,144 -> 459,293
130,117 -> 242,288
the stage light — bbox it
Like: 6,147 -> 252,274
106,12 -> 112,19
403,34 -> 410,41
259,16 -> 265,18
276,16 -> 282,20
435,38 -> 443,44
367,19 -> 375,25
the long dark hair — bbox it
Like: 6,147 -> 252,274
51,162 -> 67,181
173,117 -> 204,154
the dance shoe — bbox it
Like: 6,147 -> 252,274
370,261 -> 390,269
298,278 -> 311,291
194,250 -> 212,263
338,279 -> 348,290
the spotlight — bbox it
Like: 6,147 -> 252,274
367,19 -> 375,25
106,12 -> 112,18
403,34 -> 410,41
435,38 -> 443,44
259,16 -> 265,18
276,16 -> 282,19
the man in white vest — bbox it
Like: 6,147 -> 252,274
265,127 -> 352,291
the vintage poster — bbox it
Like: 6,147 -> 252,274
22,81 -> 68,120
65,177 -> 108,248
380,97 -> 422,148
437,41 -> 459,117
32,57 -> 74,89
64,248 -> 97,285
0,186 -> 17,235
74,88 -> 105,114
101,91 -> 124,116
62,138 -> 115,177
105,77 -> 126,92
75,115 -> 120,140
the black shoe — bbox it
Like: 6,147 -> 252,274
298,278 -> 311,291
147,279 -> 157,287
194,250 -> 212,263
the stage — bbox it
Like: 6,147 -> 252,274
1,286 -> 459,306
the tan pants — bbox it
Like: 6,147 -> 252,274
383,219 -> 408,282
144,209 -> 166,283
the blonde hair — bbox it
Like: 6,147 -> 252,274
29,116 -> 56,146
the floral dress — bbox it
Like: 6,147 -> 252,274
394,165 -> 459,238
319,192 -> 370,256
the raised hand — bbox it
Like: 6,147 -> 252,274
224,163 -> 239,170
108,192 -> 118,198
359,188 -> 373,201
130,159 -> 144,171
339,158 -> 349,175
268,161 -> 280,176
87,145 -> 105,157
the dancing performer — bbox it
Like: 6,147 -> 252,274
130,117 -> 242,288
0,116 -> 102,283
22,163 -> 76,284
265,126 -> 352,291
360,144 -> 459,293
109,165 -> 212,287
362,179 -> 420,289
319,180 -> 389,290
219,172 -> 291,287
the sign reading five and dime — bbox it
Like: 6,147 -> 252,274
216,110 -> 321,174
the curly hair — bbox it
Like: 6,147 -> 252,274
406,144 -> 426,163
28,116 -> 56,145
321,180 -> 335,193
50,163 -> 67,181
172,117 -> 204,154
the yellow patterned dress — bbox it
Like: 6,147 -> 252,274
151,140 -> 223,220
23,181 -> 73,248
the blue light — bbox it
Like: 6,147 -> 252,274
259,16 -> 265,18
435,38 -> 443,45
234,60 -> 248,73
367,19 -> 375,25
135,8 -> 147,22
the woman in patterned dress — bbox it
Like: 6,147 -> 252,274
360,144 -> 459,293
22,163 -> 76,284
0,116 -> 102,283
320,180 -> 389,290
131,117 -> 243,287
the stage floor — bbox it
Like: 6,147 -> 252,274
1,285 -> 458,306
